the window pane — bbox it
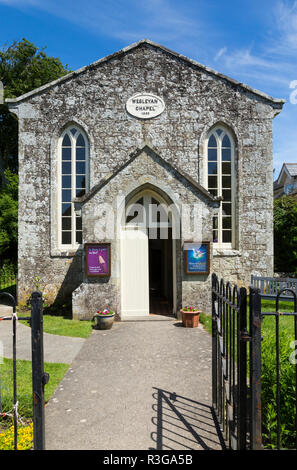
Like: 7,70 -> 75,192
62,176 -> 71,188
223,230 -> 232,243
222,135 -> 231,147
76,231 -> 82,244
222,176 -> 231,188
222,216 -> 232,229
209,188 -> 218,197
76,134 -> 85,147
76,188 -> 86,198
62,232 -> 72,244
76,162 -> 85,175
208,148 -> 217,161
62,162 -> 71,174
76,176 -> 86,189
62,190 -> 72,202
76,147 -> 86,161
222,149 -> 231,161
222,162 -> 231,175
76,217 -> 82,230
213,230 -> 218,243
222,189 -> 232,201
213,216 -> 218,229
222,203 -> 232,215
62,148 -> 71,161
208,176 -> 217,188
208,134 -> 217,147
62,217 -> 72,230
62,134 -> 71,147
216,129 -> 223,136
62,203 -> 72,216
208,162 -> 217,175
70,128 -> 77,136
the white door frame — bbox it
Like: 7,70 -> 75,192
121,189 -> 178,317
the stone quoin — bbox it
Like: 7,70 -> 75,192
6,39 -> 285,320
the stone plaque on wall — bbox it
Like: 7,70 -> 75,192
126,93 -> 165,119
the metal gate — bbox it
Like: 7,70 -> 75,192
212,273 -> 297,450
0,291 -> 49,450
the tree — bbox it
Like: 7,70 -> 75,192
0,169 -> 18,264
274,195 -> 297,275
0,39 -> 70,265
0,38 -> 70,175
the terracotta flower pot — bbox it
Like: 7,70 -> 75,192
93,313 -> 115,330
180,309 -> 201,328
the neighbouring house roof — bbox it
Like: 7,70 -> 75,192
276,162 -> 297,186
6,39 -> 285,108
285,163 -> 297,177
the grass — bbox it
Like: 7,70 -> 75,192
0,358 -> 69,420
18,312 -> 93,338
0,358 -> 69,450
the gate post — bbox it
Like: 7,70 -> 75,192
237,287 -> 248,450
211,273 -> 218,412
249,287 -> 262,450
31,291 -> 49,450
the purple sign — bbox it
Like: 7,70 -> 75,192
85,243 -> 110,277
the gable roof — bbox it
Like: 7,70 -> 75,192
6,39 -> 285,107
276,163 -> 297,185
74,145 -> 221,205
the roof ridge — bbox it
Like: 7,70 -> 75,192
6,39 -> 285,106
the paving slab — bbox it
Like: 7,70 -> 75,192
0,318 -> 85,364
45,320 -> 225,450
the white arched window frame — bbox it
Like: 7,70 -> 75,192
58,126 -> 89,249
205,127 -> 236,248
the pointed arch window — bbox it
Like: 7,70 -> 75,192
59,127 -> 88,247
207,127 -> 235,247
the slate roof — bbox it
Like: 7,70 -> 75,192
285,163 -> 297,177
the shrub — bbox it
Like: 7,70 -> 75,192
261,329 -> 296,449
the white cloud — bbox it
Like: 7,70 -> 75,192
275,0 -> 297,50
214,47 -> 227,62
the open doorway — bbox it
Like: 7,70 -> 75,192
121,187 -> 177,319
149,228 -> 173,316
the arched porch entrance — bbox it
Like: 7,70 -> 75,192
120,187 -> 179,319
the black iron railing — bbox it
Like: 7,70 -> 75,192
212,273 -> 297,450
0,291 -> 49,450
212,273 -> 251,449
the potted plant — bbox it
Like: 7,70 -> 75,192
180,306 -> 201,328
93,308 -> 115,330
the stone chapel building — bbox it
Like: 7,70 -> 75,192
6,40 -> 284,319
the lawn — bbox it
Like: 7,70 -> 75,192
0,357 -> 69,449
18,312 -> 93,338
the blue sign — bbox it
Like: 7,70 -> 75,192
185,242 -> 210,274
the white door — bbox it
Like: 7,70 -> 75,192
121,227 -> 149,317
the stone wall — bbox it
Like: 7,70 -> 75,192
9,41 -> 283,314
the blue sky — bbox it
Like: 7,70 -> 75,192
0,0 -> 297,178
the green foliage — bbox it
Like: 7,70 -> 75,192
274,195 -> 297,274
0,38 -> 70,99
0,169 -> 18,262
261,328 -> 296,449
0,358 -> 69,420
0,38 -> 70,174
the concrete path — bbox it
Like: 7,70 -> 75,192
0,314 -> 85,364
45,320 -> 225,450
